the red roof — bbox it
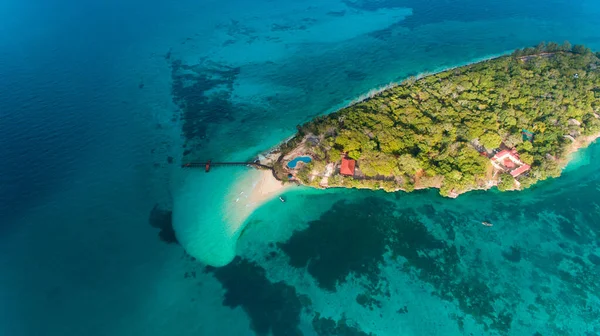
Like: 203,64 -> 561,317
493,149 -> 520,161
492,150 -> 512,161
503,158 -> 515,168
510,164 -> 530,177
340,158 -> 356,176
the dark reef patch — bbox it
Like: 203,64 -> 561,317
217,19 -> 257,40
556,215 -> 583,242
222,39 -> 236,47
278,198 -> 389,291
183,271 -> 196,279
271,23 -> 293,32
420,203 -> 436,215
489,311 -> 513,333
312,313 -> 373,336
367,26 -> 394,41
588,253 -> 600,265
206,257 -> 304,336
326,10 -> 346,17
279,196 -> 513,333
436,209 -> 457,240
170,59 -> 239,146
341,0 -> 581,29
345,70 -> 368,81
355,292 -> 382,310
502,246 -> 522,263
149,204 -> 177,244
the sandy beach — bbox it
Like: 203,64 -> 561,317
173,168 -> 292,266
222,169 -> 292,230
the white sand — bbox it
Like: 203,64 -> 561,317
172,168 -> 291,266
221,169 -> 292,233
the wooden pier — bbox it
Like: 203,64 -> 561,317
181,161 -> 273,172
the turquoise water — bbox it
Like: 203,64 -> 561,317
1,0 -> 600,335
235,141 -> 600,335
287,156 -> 312,169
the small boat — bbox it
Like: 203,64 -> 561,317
482,221 -> 493,227
279,196 -> 286,203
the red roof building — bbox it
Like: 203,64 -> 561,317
510,164 -> 530,177
492,149 -> 519,161
491,148 -> 530,177
340,158 -> 356,176
492,150 -> 509,161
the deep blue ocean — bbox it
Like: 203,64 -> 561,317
1,0 -> 600,335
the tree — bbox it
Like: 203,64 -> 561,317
518,176 -> 535,189
512,48 -> 524,58
335,130 -> 368,153
503,116 -> 517,127
397,154 -> 420,175
523,47 -> 536,56
519,153 -> 534,165
377,131 -> 403,153
534,42 -> 546,54
503,133 -> 523,148
572,44 -> 590,55
348,150 -> 361,160
546,42 -> 560,52
518,141 -> 533,152
497,173 -> 516,191
328,148 -> 342,162
479,132 -> 503,149
360,152 -> 397,176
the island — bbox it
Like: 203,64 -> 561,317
262,42 -> 600,197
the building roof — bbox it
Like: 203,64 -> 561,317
510,164 -> 530,177
492,149 -> 519,161
503,158 -> 516,168
340,158 -> 356,176
492,150 -> 511,161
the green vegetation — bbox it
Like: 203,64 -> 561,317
276,42 -> 600,196
496,173 -> 516,192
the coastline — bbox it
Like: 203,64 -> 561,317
562,133 -> 600,167
261,49 -> 600,198
266,131 -> 600,198
318,51 -> 513,118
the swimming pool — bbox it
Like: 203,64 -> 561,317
287,156 -> 312,169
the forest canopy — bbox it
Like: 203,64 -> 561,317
278,43 -> 600,196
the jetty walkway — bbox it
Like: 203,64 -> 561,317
181,161 -> 273,172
